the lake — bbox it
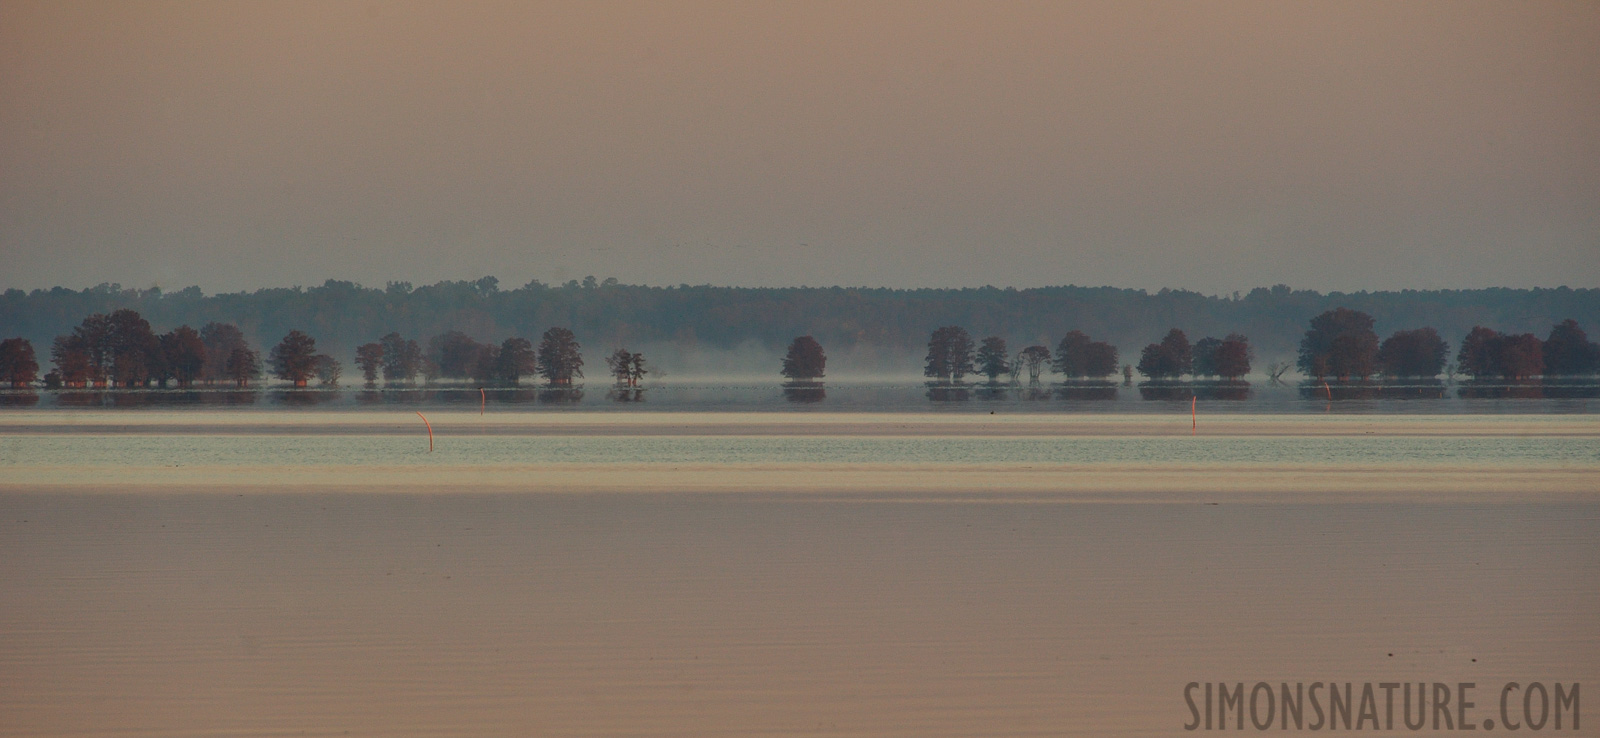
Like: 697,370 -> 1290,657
1,404 -> 1595,736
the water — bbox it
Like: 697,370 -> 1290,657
2,410 -> 1596,736
3,378 -> 1598,414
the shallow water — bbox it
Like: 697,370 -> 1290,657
3,378 -> 1598,414
1,412 -> 1596,736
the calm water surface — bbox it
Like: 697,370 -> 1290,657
1,409 -> 1596,737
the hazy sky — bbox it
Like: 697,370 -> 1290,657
2,1 -> 1596,294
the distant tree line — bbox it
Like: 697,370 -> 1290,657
1296,309 -> 1599,381
0,307 -> 617,389
3,302 -> 1597,389
3,279 -> 1594,370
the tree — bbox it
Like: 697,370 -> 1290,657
1298,308 -> 1379,380
104,309 -> 161,387
225,346 -> 261,387
355,342 -> 385,385
160,326 -> 207,387
467,343 -> 500,383
1495,334 -> 1544,379
536,327 -> 583,385
270,330 -> 320,387
495,337 -> 536,384
1136,329 -> 1192,379
1377,327 -> 1448,378
924,326 -> 974,382
50,335 -> 93,387
1019,345 -> 1051,384
67,313 -> 111,386
607,349 -> 636,385
605,348 -> 648,387
629,352 -> 648,386
200,323 -> 250,385
1053,331 -> 1090,376
1081,341 -> 1120,378
429,331 -> 487,379
1456,326 -> 1501,379
976,336 -> 1010,382
1214,333 -> 1252,380
0,338 -> 39,387
781,336 -> 827,380
315,354 -> 342,386
1192,337 -> 1223,378
1543,319 -> 1600,376
379,332 -> 422,383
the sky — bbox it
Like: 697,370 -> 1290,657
2,0 -> 1597,295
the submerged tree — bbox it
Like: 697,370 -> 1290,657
50,335 -> 93,387
976,336 -> 1010,382
1543,319 -> 1600,376
379,332 -> 423,383
495,337 -> 537,384
354,342 -> 385,385
1050,331 -> 1118,379
1136,329 -> 1193,379
924,326 -> 975,383
225,346 -> 261,387
200,323 -> 251,386
606,348 -> 648,387
270,330 -> 321,387
1298,308 -> 1379,381
536,327 -> 584,385
1377,327 -> 1448,378
429,331 -> 490,380
315,354 -> 342,386
781,336 -> 827,380
0,338 -> 39,388
1018,345 -> 1051,384
160,326 -> 207,387
1214,333 -> 1252,380
1457,326 -> 1544,379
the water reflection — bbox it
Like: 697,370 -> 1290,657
0,392 -> 39,407
1057,381 -> 1118,402
273,390 -> 341,407
609,389 -> 645,403
538,388 -> 585,404
925,386 -> 970,402
975,385 -> 1010,401
1456,380 -> 1600,400
782,382 -> 826,404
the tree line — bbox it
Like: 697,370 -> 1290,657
2,305 -> 1597,389
2,279 -> 1594,368
0,308 -> 641,389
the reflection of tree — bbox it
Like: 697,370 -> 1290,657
0,392 -> 40,407
782,384 -> 826,403
925,386 -> 970,402
1137,382 -> 1194,402
538,388 -> 584,404
1056,382 -> 1117,401
608,388 -> 644,402
1296,381 -> 1380,401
